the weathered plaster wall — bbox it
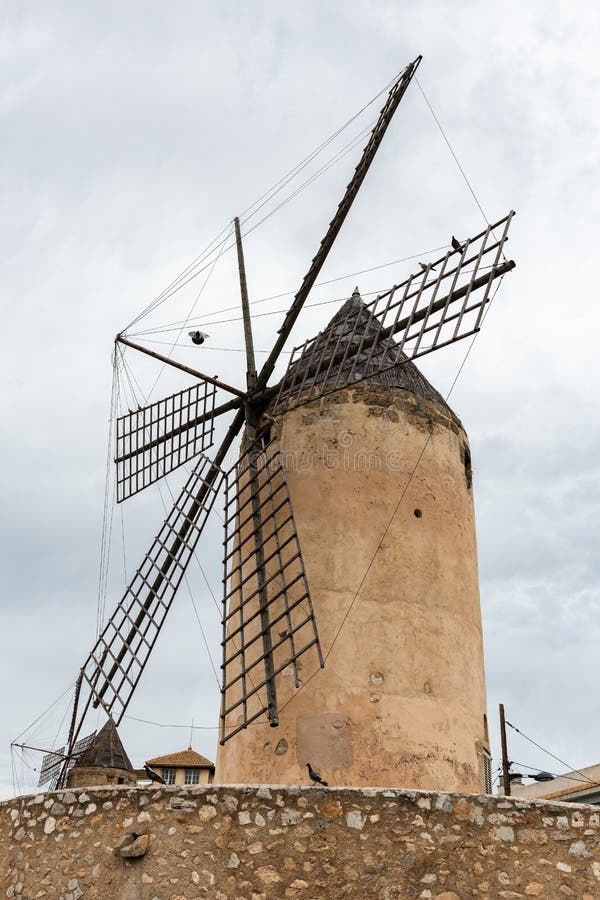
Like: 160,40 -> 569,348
218,385 -> 488,792
67,767 -> 137,789
2,785 -> 600,899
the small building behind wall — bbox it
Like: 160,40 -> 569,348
509,763 -> 600,806
145,747 -> 215,786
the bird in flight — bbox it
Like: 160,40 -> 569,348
306,762 -> 328,786
189,330 -> 210,345
451,235 -> 463,253
144,764 -> 166,784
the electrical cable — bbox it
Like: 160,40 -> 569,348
122,71 -> 401,333
127,246 -> 451,337
506,720 -> 600,789
509,760 -> 600,790
416,77 -> 489,227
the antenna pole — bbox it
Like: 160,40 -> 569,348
234,216 -> 257,391
233,215 -> 279,727
499,703 -> 511,796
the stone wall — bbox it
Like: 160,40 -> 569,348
2,785 -> 600,899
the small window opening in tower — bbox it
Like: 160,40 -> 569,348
462,443 -> 473,490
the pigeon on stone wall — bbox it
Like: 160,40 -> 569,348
144,764 -> 166,784
306,762 -> 328,787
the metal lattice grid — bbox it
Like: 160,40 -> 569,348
116,381 -> 217,502
220,438 -> 323,744
274,212 -> 515,413
38,731 -> 96,790
81,453 -> 224,724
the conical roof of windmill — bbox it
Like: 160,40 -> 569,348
75,718 -> 134,773
280,288 -> 456,415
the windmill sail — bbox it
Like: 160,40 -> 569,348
220,437 -> 323,744
274,212 -> 515,413
38,731 -> 96,790
79,452 -> 224,726
116,381 -> 217,502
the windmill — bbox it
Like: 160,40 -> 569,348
50,54 -> 515,789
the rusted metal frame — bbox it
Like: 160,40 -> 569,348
224,465 -> 287,535
384,235 -> 507,329
115,390 -> 233,465
275,338 -> 311,408
276,457 -> 324,671
261,461 -> 300,686
223,493 -> 288,556
224,514 -> 295,583
88,439 -> 233,717
222,587 -> 309,670
404,296 -> 491,351
470,213 -> 514,334
318,312 -> 357,395
422,251 -> 458,352
116,334 -> 246,399
224,572 -> 305,645
372,277 -> 414,367
324,305 -> 365,394
117,392 -> 232,504
329,301 -> 370,392
225,531 -> 298,604
267,260 -> 515,421
224,560 -> 302,632
221,702 -> 269,744
358,286 -> 399,378
341,298 -> 383,387
290,334 -> 331,405
225,534 -> 295,596
410,324 -> 481,361
450,234 -> 489,340
255,55 -> 422,396
224,484 -> 290,566
220,479 -> 249,742
223,634 -> 319,711
61,669 -> 85,785
412,249 -> 461,358
244,404 -> 280,727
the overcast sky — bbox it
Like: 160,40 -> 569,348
2,1 -> 599,798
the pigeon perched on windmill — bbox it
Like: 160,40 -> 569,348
451,235 -> 463,253
189,330 -> 210,345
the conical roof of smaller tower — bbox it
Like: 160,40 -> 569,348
282,288 -> 458,417
75,718 -> 134,772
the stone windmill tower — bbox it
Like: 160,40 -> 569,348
216,290 -> 489,792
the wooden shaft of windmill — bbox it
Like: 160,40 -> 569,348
89,407 -> 247,715
234,216 -> 257,391
234,214 -> 279,724
253,55 -> 422,395
115,335 -> 246,398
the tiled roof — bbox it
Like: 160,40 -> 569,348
146,747 -> 215,769
75,718 -> 134,772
